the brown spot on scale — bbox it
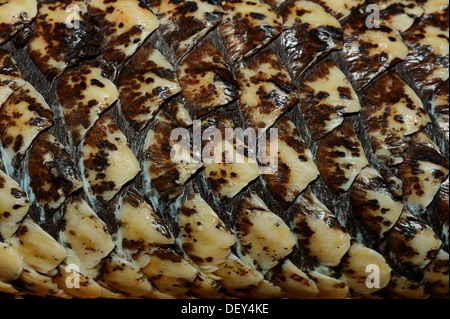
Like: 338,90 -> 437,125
118,42 -> 180,131
316,120 -> 368,192
235,50 -> 297,134
27,0 -> 87,78
146,0 -> 224,63
28,131 -> 83,213
298,59 -> 360,141
87,0 -> 159,65
280,0 -> 343,81
177,40 -> 239,119
339,11 -> 408,90
401,19 -> 449,100
397,132 -> 449,212
0,82 -> 53,169
82,114 -> 140,204
57,60 -> 119,145
0,0 -> 37,46
220,0 -> 283,62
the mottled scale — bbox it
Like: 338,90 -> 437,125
339,243 -> 392,295
397,132 -> 449,214
340,12 -> 408,90
298,59 -> 360,141
118,44 -> 181,131
291,189 -> 351,267
59,197 -> 115,270
190,271 -> 227,299
149,0 -> 224,63
103,253 -> 154,298
177,40 -> 239,120
88,0 -> 159,64
27,0 -> 87,78
260,118 -> 319,208
10,216 -> 67,275
0,82 -> 53,171
0,169 -> 29,239
386,210 -> 442,270
384,272 -> 430,299
57,60 -> 119,145
55,262 -> 124,299
213,253 -> 264,297
178,190 -> 235,272
308,0 -> 365,20
141,247 -> 198,298
115,188 -> 175,251
401,19 -> 449,100
0,50 -> 26,108
378,0 -> 424,32
361,70 -> 430,166
423,249 -> 449,298
201,111 -> 260,201
235,50 -> 297,134
417,0 -> 449,28
270,260 -> 319,298
0,0 -> 37,45
430,80 -> 449,141
143,110 -> 202,203
235,192 -> 296,274
350,167 -> 403,239
307,270 -> 349,299
219,0 -> 283,62
28,131 -> 83,213
81,114 -> 140,205
280,0 -> 343,81
19,266 -> 71,298
315,119 -> 369,192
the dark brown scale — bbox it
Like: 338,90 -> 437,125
144,110 -> 186,202
281,25 -> 343,82
57,61 -> 113,145
316,120 -> 364,192
351,173 -> 399,237
220,0 -> 283,62
260,117 -> 311,208
28,132 -> 82,213
0,3 -> 35,46
150,0 -> 223,63
339,11 -> 407,90
178,41 -> 239,119
400,20 -> 449,100
28,1 -> 87,79
360,70 -> 428,163
235,50 -> 297,131
298,59 -> 355,141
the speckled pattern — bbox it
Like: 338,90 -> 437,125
0,0 -> 448,300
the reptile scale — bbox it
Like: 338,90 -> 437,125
0,0 -> 448,299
